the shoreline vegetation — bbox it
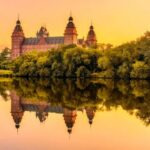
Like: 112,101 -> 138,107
1,32 -> 150,79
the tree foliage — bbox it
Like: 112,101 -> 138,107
12,46 -> 100,78
96,32 -> 150,79
0,47 -> 12,70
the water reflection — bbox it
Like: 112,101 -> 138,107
1,78 -> 150,134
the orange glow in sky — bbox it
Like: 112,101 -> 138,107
1,0 -> 150,48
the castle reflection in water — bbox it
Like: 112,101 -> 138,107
10,90 -> 96,134
1,78 -> 150,134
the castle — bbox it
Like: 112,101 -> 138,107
11,16 -> 97,59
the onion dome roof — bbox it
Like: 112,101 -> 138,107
69,16 -> 73,22
13,19 -> 23,32
66,16 -> 75,28
88,25 -> 95,36
16,19 -> 21,25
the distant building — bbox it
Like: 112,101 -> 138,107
11,16 -> 97,59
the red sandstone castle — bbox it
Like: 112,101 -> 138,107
11,16 -> 97,59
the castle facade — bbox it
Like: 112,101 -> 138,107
11,16 -> 97,59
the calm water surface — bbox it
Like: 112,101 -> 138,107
0,78 -> 150,150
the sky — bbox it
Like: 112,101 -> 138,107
1,0 -> 150,49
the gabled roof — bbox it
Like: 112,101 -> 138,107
46,37 -> 64,44
23,37 -> 39,45
23,36 -> 64,45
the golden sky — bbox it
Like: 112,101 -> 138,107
0,0 -> 150,48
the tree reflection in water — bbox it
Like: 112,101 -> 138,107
0,78 -> 150,134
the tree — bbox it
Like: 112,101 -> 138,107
131,61 -> 150,79
0,47 -> 11,69
98,56 -> 111,70
117,62 -> 131,79
76,66 -> 91,78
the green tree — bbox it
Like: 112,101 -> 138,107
76,66 -> 91,78
131,61 -> 150,79
0,47 -> 11,69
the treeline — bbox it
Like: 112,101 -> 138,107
97,32 -> 150,79
5,31 -> 150,78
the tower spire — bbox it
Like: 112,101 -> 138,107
11,16 -> 24,59
91,19 -> 93,26
17,13 -> 20,20
64,15 -> 78,45
86,23 -> 97,47
70,11 -> 72,17
16,14 -> 21,25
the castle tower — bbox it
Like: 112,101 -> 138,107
85,107 -> 96,125
63,108 -> 77,134
10,91 -> 24,130
86,24 -> 97,47
64,16 -> 78,45
11,18 -> 25,59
